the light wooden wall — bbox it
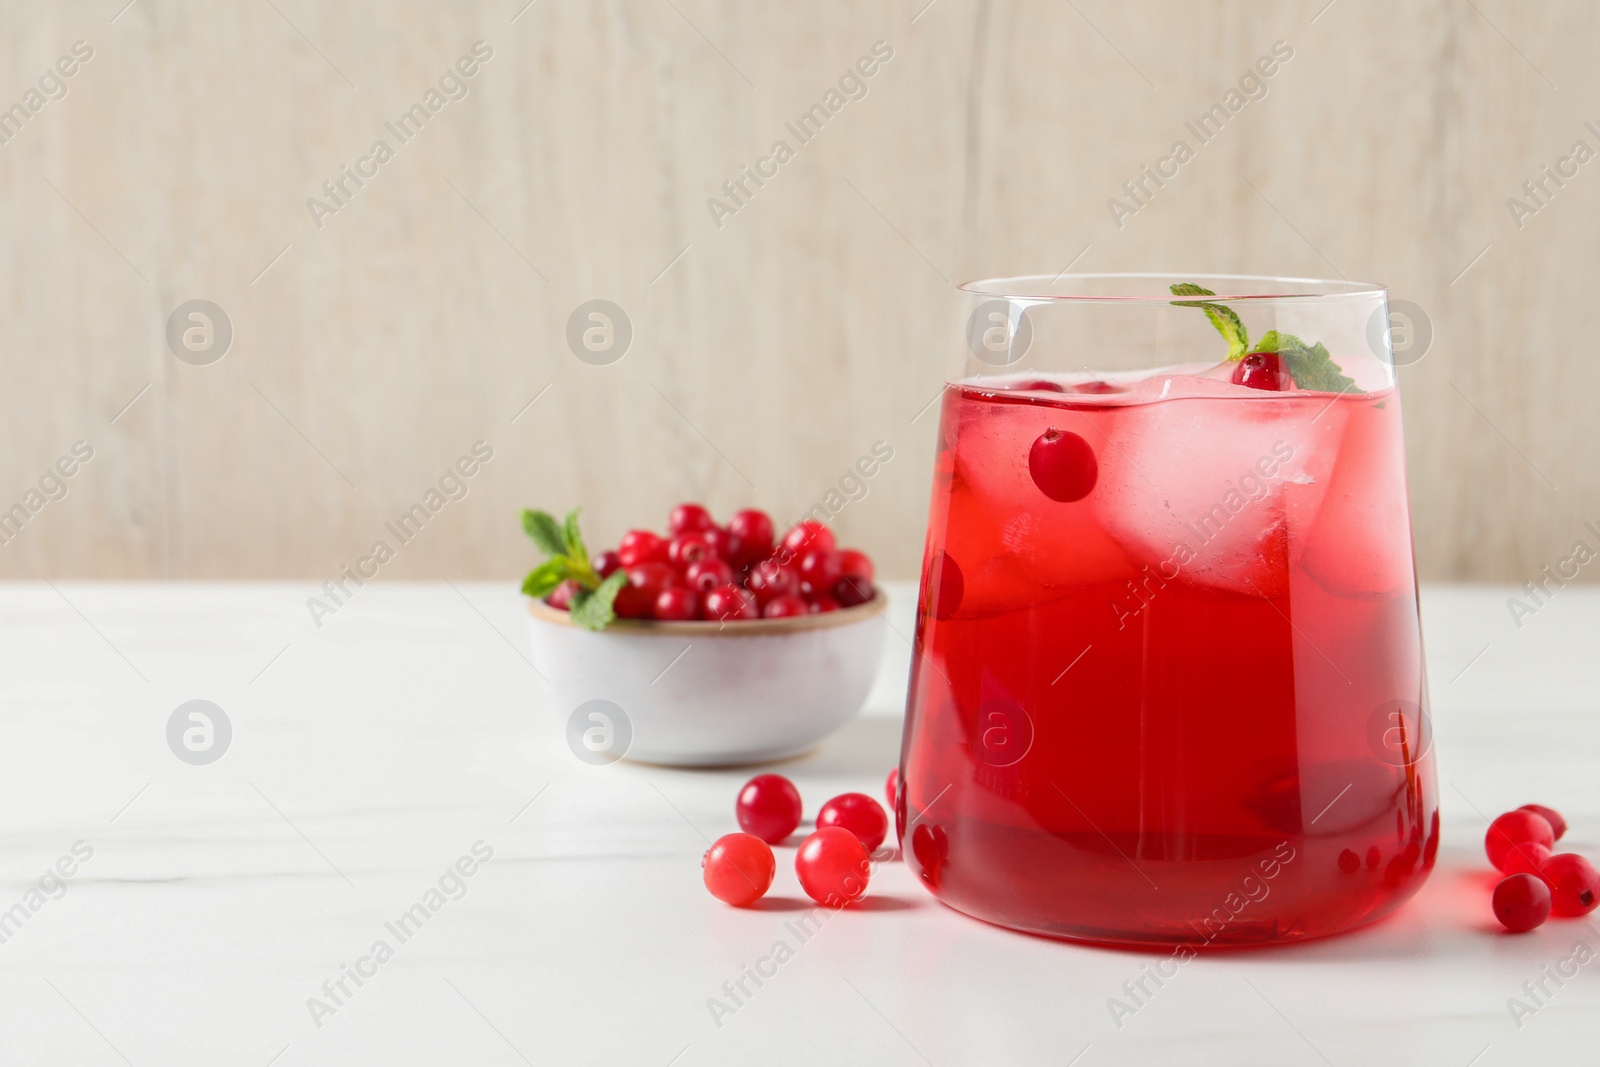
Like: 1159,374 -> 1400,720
1,0 -> 1594,582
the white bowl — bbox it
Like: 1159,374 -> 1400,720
526,594 -> 887,766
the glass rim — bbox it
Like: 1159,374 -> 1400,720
958,272 -> 1387,304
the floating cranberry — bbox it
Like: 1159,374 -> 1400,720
817,793 -> 888,852
1486,810 -> 1555,871
762,595 -> 808,619
654,587 -> 698,621
780,520 -> 835,561
704,584 -> 758,622
703,833 -> 775,907
795,827 -> 872,907
1337,848 -> 1360,874
1232,351 -> 1291,392
726,509 -> 775,564
1071,380 -> 1119,394
1016,379 -> 1066,392
736,774 -> 802,844
924,551 -> 963,620
546,579 -> 581,611
685,558 -> 735,595
704,526 -> 743,563
1493,873 -> 1552,932
593,550 -> 622,578
1541,854 -> 1600,917
1518,804 -> 1567,841
1028,428 -> 1098,502
618,529 -> 668,567
669,503 -> 715,536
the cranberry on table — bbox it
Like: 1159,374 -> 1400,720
546,579 -> 581,611
736,774 -> 803,844
654,587 -> 699,621
1486,809 -> 1555,871
745,560 -> 798,606
1015,379 -> 1066,392
817,793 -> 889,852
1540,853 -> 1600,916
1493,873 -> 1552,932
762,595 -> 808,619
667,534 -> 713,569
618,529 -> 669,566
1502,842 -> 1552,879
703,526 -> 743,563
669,502 -> 715,536
1028,427 -> 1098,502
780,520 -> 836,561
1518,803 -> 1567,841
885,769 -> 898,810
703,833 -> 776,907
593,550 -> 622,578
726,509 -> 775,563
703,584 -> 758,622
1231,351 -> 1292,392
795,827 -> 872,907
685,558 -> 735,594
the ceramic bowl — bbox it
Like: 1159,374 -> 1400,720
526,593 -> 887,766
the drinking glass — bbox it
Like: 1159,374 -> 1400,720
897,274 -> 1436,946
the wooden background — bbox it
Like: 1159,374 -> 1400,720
0,0 -> 1593,582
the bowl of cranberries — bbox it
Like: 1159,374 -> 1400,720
520,504 -> 886,766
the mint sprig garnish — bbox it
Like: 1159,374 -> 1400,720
519,507 -> 627,631
1168,282 -> 1361,394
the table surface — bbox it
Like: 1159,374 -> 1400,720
0,580 -> 1596,1066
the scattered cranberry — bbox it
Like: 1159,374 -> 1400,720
817,793 -> 888,852
1493,873 -> 1552,932
795,827 -> 872,907
1366,846 -> 1381,870
1541,854 -> 1600,917
703,526 -> 743,563
654,587 -> 698,621
1232,351 -> 1291,392
780,520 -> 835,561
1503,842 -> 1553,879
1486,810 -> 1555,871
885,769 -> 898,811
1028,428 -> 1098,502
703,833 -> 775,906
669,503 -> 715,536
546,579 -> 581,611
704,584 -> 758,622
593,550 -> 622,578
762,595 -> 808,619
617,529 -> 668,567
746,560 -> 799,606
726,509 -> 775,564
736,774 -> 802,844
667,534 -> 713,569
1519,804 -> 1568,841
684,558 -> 735,595
834,575 -> 874,607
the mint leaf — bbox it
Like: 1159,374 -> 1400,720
569,570 -> 628,631
1254,331 -> 1362,394
521,509 -> 568,556
563,508 -> 587,566
521,557 -> 569,598
1170,283 -> 1249,361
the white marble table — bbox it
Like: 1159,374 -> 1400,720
0,581 -> 1596,1066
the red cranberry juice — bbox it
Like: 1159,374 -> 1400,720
899,375 -> 1438,945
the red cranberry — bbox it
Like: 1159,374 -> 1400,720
593,550 -> 622,578
617,529 -> 668,567
615,563 -> 674,618
1541,853 -> 1600,916
667,534 -> 713,569
1231,351 -> 1291,392
1518,804 -> 1567,841
834,575 -> 874,606
885,768 -> 898,811
762,595 -> 808,619
911,822 -> 948,888
1493,873 -> 1552,932
726,509 -> 775,564
668,503 -> 715,536
736,774 -> 802,843
745,560 -> 798,606
1070,380 -> 1119,394
1028,428 -> 1098,502
924,551 -> 963,620
797,549 -> 842,592
703,584 -> 758,622
702,832 -> 775,907
1503,842 -> 1552,879
780,520 -> 835,561
654,587 -> 698,621
838,549 -> 874,583
684,558 -> 735,595
816,793 -> 888,852
1337,849 -> 1360,874
1486,810 -> 1555,871
1015,379 -> 1066,392
546,579 -> 581,611
808,595 -> 840,613
795,827 -> 872,907
703,526 -> 743,563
